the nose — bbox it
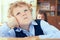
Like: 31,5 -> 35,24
22,12 -> 26,16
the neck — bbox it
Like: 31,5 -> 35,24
20,25 -> 30,31
24,26 -> 29,31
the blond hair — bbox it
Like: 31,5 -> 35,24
8,1 -> 32,17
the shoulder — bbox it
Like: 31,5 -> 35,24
41,20 -> 49,24
35,19 -> 48,24
0,23 -> 9,29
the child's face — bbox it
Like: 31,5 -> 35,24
13,5 -> 32,27
37,14 -> 45,20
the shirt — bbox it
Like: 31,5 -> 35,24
0,20 -> 60,39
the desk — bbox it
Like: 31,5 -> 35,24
0,38 -> 60,40
0,38 -> 22,40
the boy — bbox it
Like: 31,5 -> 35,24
0,1 -> 60,40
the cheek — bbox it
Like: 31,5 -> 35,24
16,16 -> 24,25
16,15 -> 23,22
27,11 -> 32,16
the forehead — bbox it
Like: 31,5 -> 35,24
13,5 -> 29,11
13,5 -> 28,10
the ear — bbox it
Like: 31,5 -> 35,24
28,4 -> 32,12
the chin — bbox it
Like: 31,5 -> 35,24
25,21 -> 30,24
24,20 -> 31,25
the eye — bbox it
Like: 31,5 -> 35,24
24,9 -> 28,12
16,12 -> 20,15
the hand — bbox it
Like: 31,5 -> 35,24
6,17 -> 19,29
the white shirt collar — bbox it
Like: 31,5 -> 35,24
31,20 -> 38,25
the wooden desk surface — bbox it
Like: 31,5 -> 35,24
0,38 -> 60,40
